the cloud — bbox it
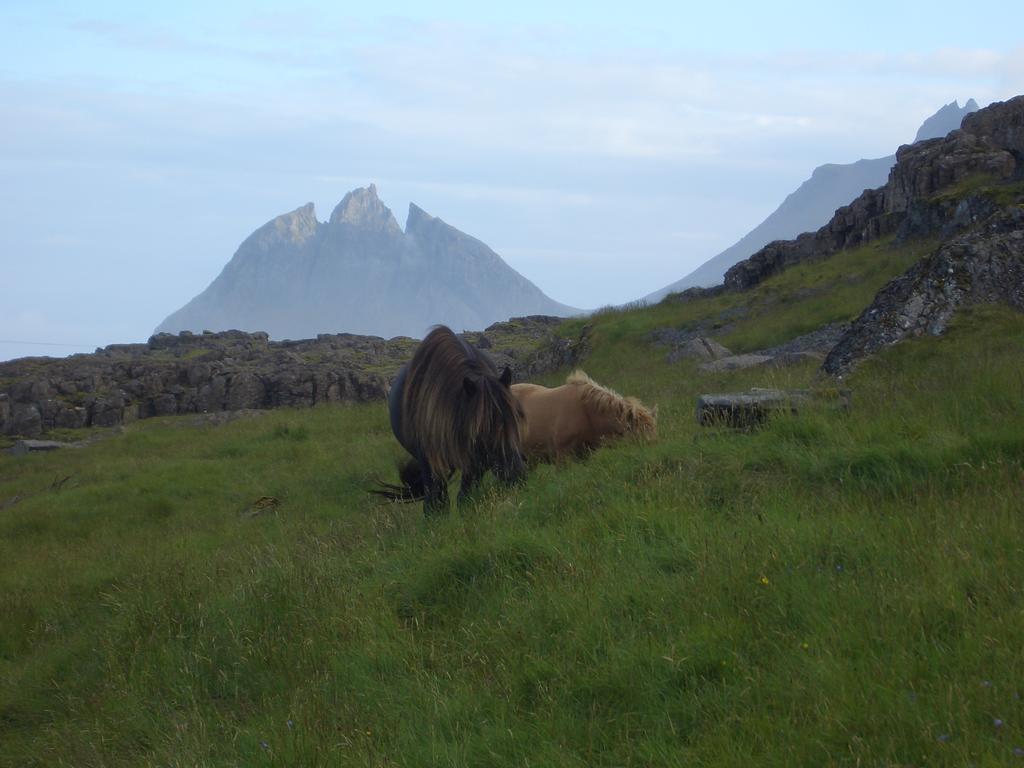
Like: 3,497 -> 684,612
69,17 -> 322,69
44,16 -> 1022,167
999,46 -> 1024,93
300,34 -> 1017,164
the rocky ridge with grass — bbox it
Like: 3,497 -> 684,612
0,317 -> 587,438
720,96 -> 1023,293
823,208 -> 1024,375
657,96 -> 1024,375
645,99 -> 979,300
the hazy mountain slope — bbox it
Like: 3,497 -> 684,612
643,99 -> 979,302
651,157 -> 894,298
156,186 -> 578,340
915,98 -> 979,142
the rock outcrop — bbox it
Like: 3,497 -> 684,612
157,185 -> 578,341
646,99 -> 979,300
723,96 -> 1023,292
696,388 -> 852,428
822,208 -> 1024,375
657,97 -> 1024,377
1,317 -> 584,438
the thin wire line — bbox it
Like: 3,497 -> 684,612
0,339 -> 97,348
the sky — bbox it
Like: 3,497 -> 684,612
1,1 -> 1022,361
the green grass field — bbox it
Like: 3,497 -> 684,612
2,235 -> 1023,766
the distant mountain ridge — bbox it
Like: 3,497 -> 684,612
644,99 -> 980,302
157,186 -> 578,340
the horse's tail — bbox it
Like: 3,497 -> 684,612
369,458 -> 427,502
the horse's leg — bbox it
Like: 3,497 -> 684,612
457,467 -> 482,505
554,435 -> 578,465
422,463 -> 450,516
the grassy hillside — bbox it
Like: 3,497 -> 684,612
2,235 -> 1023,766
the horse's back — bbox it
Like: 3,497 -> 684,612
512,382 -> 590,459
510,382 -> 547,403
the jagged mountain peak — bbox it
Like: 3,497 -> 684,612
405,202 -> 437,232
243,202 -> 319,251
329,184 -> 401,234
157,186 -> 577,339
914,98 -> 979,143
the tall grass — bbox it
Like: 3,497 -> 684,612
2,268 -> 1023,763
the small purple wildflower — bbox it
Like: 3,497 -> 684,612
995,719 -> 1005,728
287,720 -> 294,730
835,564 -> 844,573
937,733 -> 951,743
1012,746 -> 1024,757
260,740 -> 270,751
982,680 -> 993,688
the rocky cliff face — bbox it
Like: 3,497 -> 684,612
823,208 -> 1024,375
0,318 -> 588,438
708,96 -> 1023,375
645,100 -> 980,300
722,97 -> 1023,292
913,99 -> 979,143
156,185 -> 577,341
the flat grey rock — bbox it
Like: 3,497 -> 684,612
698,354 -> 773,373
664,336 -> 733,364
697,388 -> 851,427
7,439 -> 75,456
771,351 -> 825,366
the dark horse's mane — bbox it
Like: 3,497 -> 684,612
401,326 -> 522,477
373,325 -> 524,509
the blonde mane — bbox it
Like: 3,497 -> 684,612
565,370 -> 657,437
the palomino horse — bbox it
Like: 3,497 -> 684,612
376,325 -> 526,514
511,370 -> 656,462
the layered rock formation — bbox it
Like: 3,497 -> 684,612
709,96 -> 1023,374
157,185 -> 578,340
723,97 -> 1023,292
657,97 -> 1023,376
645,99 -> 979,300
823,208 -> 1024,375
0,318 -> 586,438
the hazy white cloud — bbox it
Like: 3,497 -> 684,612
300,35 -> 1018,165
50,17 -> 1023,166
1000,46 -> 1024,91
70,18 -> 325,69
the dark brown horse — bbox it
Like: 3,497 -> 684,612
377,326 -> 526,514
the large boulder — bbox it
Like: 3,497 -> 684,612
697,388 -> 851,428
670,336 -> 733,363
